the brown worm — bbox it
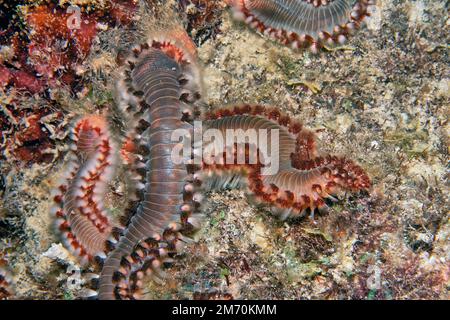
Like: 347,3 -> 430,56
52,115 -> 117,265
202,105 -> 370,220
97,29 -> 204,300
228,0 -> 376,52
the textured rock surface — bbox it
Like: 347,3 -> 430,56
0,0 -> 448,299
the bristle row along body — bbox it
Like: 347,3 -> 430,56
202,105 -> 370,220
98,34 -> 203,300
230,0 -> 376,52
0,260 -> 13,300
51,116 -> 118,264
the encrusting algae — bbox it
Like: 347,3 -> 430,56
0,0 -> 448,300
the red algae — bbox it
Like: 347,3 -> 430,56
0,258 -> 13,300
1,105 -> 65,164
26,4 -> 98,87
52,115 -> 118,265
1,1 -> 139,94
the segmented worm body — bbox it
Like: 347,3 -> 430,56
52,116 -> 117,265
228,0 -> 375,52
97,30 -> 204,300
